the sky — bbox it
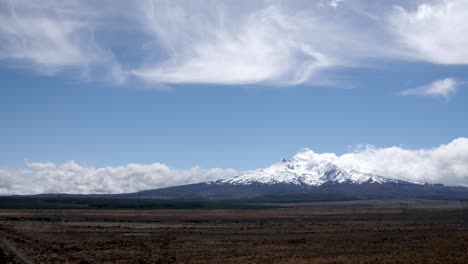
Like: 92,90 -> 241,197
1,0 -> 468,194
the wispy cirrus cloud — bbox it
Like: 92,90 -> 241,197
132,2 -> 342,85
0,0 -> 468,86
131,0 -> 400,86
0,0 -> 124,80
131,0 -> 468,86
0,1 -> 95,69
400,78 -> 461,101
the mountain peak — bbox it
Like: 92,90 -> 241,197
215,156 -> 403,187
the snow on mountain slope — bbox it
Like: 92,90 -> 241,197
214,156 -> 407,186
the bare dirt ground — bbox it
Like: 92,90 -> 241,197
0,199 -> 467,264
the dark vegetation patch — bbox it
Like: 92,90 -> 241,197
0,246 -> 18,264
0,197 -> 273,210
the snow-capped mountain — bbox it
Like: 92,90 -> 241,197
214,158 -> 403,186
132,156 -> 468,202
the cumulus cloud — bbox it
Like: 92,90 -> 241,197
0,168 -> 31,195
390,0 -> 468,64
294,137 -> 468,187
400,78 -> 461,100
1,138 -> 468,195
0,161 -> 238,195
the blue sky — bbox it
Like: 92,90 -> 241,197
1,0 -> 468,194
2,62 -> 467,171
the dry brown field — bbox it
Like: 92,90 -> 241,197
1,199 -> 468,264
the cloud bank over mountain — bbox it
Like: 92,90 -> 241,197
296,137 -> 468,187
1,138 -> 467,195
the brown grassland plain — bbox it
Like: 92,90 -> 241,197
0,200 -> 468,264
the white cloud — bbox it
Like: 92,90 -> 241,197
390,0 -> 468,64
0,161 -> 238,195
127,0 -> 468,85
0,1 -> 92,68
326,0 -> 345,8
295,137 -> 468,187
0,0 -> 468,86
400,77 -> 461,100
132,3 -> 342,85
0,0 -> 124,80
0,168 -> 31,195
1,138 -> 468,194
